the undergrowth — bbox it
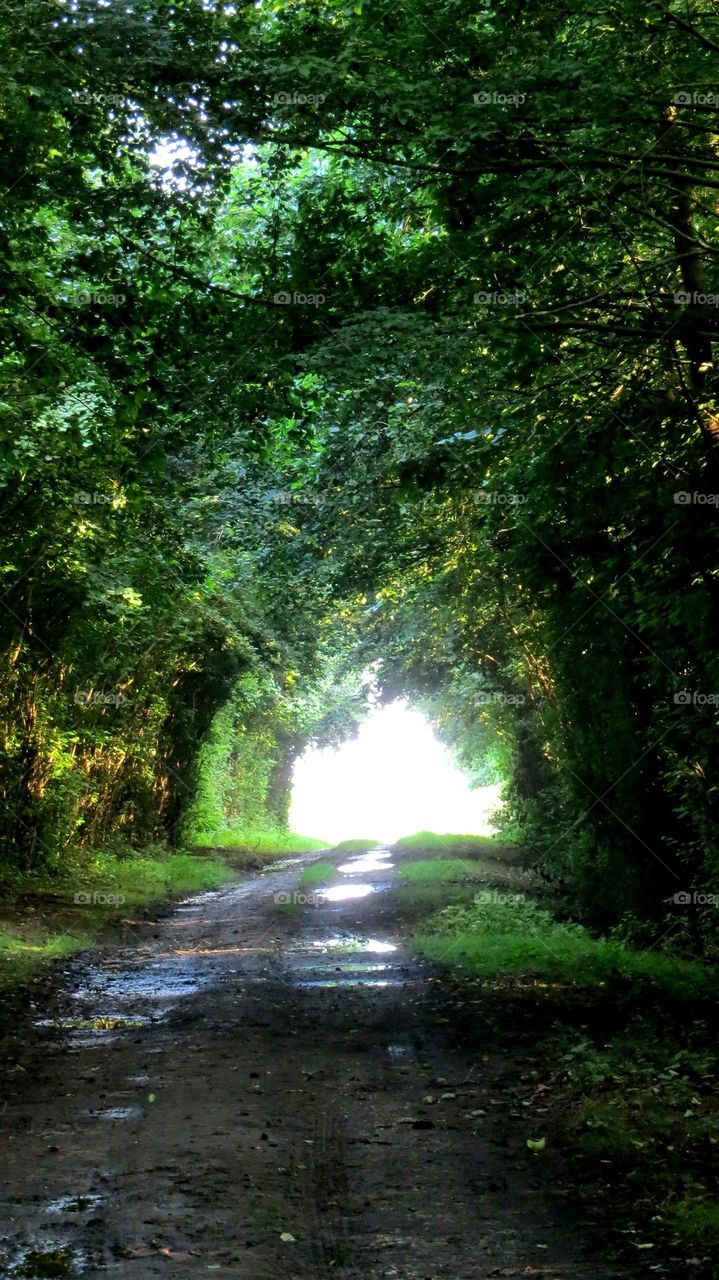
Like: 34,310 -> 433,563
404,852 -> 719,1261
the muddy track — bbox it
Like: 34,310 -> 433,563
1,849 -> 629,1279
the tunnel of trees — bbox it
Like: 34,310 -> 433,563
1,0 -> 718,943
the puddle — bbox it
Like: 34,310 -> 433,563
272,854 -> 329,870
72,960 -> 209,1004
331,962 -> 389,973
175,890 -> 222,909
311,936 -> 397,954
46,1194 -> 103,1215
337,850 -> 394,875
322,884 -> 375,902
292,961 -> 390,976
82,1106 -> 142,1121
297,978 -> 395,989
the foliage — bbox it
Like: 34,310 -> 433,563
553,1012 -> 719,1250
1,0 -> 718,950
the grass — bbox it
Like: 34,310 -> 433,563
399,857 -> 487,883
402,866 -> 719,1258
394,856 -> 495,920
0,926 -> 91,982
192,828 -> 329,858
299,860 -> 340,887
393,830 -> 499,853
334,838 -> 381,852
78,849 -> 236,907
413,894 -> 712,997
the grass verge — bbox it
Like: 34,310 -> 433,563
393,830 -> 500,854
414,894 -> 711,997
192,828 -> 329,859
404,862 -> 719,1262
0,845 -> 238,990
399,857 -> 487,884
395,854 -> 499,920
0,926 -> 92,985
334,838 -> 381,853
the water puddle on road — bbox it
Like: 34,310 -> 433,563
81,1105 -> 142,1122
174,889 -> 225,909
46,1194 -> 103,1216
329,962 -> 391,974
71,959 -> 210,1006
322,883 -> 375,902
311,936 -> 398,954
297,977 -> 396,989
337,848 -> 395,875
291,932 -> 404,988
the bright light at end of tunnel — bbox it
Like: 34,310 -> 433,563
289,700 -> 502,845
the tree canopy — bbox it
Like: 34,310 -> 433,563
1,0 -> 718,938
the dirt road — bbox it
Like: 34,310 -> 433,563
0,848 -> 627,1279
